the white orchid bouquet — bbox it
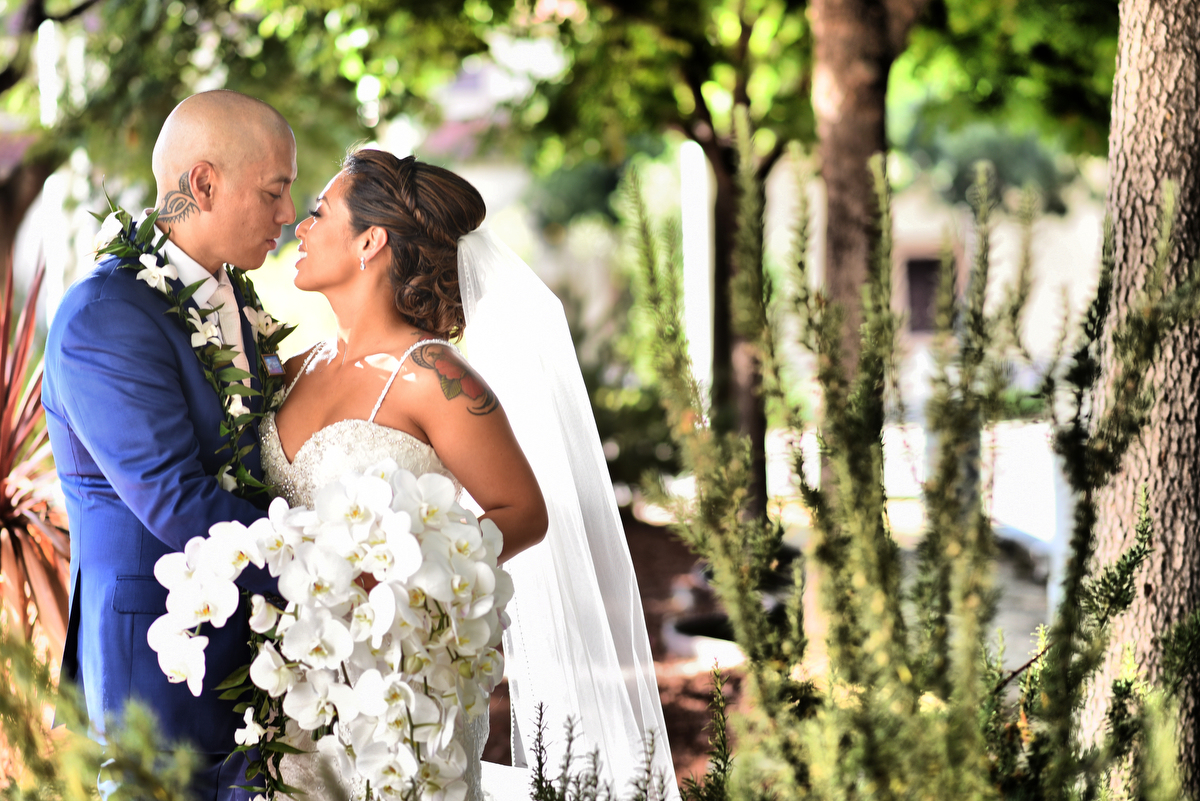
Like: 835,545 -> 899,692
148,460 -> 513,801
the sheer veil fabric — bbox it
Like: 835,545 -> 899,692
458,229 -> 678,796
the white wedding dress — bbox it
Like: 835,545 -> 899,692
260,339 -> 505,801
251,227 -> 679,801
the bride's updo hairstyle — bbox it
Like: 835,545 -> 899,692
341,149 -> 485,339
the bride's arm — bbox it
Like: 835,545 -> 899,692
379,342 -> 548,562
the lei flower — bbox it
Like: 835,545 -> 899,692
92,202 -> 295,498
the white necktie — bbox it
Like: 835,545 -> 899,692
211,276 -> 251,380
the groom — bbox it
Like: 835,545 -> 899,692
43,90 -> 296,800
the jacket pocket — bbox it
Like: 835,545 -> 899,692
111,575 -> 168,615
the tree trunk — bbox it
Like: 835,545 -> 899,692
810,0 -> 893,369
709,145 -> 768,517
1087,0 -> 1200,791
809,0 -> 928,366
0,157 -> 55,275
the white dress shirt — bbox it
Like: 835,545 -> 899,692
159,234 -> 252,378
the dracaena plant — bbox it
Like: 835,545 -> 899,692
0,257 -> 70,653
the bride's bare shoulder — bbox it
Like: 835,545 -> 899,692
395,340 -> 499,417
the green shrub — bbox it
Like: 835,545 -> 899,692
625,105 -> 1200,800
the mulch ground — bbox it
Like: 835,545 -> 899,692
483,511 -> 745,789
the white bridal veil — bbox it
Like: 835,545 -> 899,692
458,228 -> 678,796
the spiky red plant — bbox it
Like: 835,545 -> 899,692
0,257 -> 69,651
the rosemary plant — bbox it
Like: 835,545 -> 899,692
627,106 -> 1200,799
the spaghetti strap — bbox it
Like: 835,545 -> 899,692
367,338 -> 458,423
281,343 -> 325,401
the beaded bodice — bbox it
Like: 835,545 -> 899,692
259,415 -> 461,508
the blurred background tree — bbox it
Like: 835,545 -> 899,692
0,0 -> 1122,516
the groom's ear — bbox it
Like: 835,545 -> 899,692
190,162 -> 217,212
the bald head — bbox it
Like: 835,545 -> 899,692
151,90 -> 298,272
152,90 -> 293,198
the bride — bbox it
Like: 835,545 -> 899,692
263,149 -> 677,799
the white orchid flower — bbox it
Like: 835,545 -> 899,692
447,617 -> 490,657
249,640 -> 296,698
348,594 -> 375,643
407,551 -> 454,605
248,594 -> 280,633
474,647 -> 504,693
188,307 -> 222,348
440,514 -> 484,561
390,470 -> 456,533
93,212 -> 124,252
346,636 -> 382,672
280,606 -> 354,670
316,521 -> 368,570
351,668 -> 389,718
447,553 -> 481,603
198,520 -> 264,581
418,741 -> 468,797
379,678 -> 441,745
366,583 -> 400,647
315,474 -> 393,540
153,545 -> 198,592
258,498 -> 306,576
424,778 -> 469,801
282,669 -> 358,730
135,253 -> 179,294
418,649 -> 460,695
458,561 -> 498,620
164,571 -> 240,629
226,394 -> 250,419
155,631 -> 209,697
243,306 -> 281,338
479,518 -> 504,563
146,612 -> 193,654
217,465 -> 237,492
234,707 -> 267,746
316,734 -> 356,782
455,677 -> 486,723
357,741 -> 419,792
362,511 -> 421,582
278,541 -> 354,609
362,457 -> 400,484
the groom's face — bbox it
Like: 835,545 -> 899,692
213,132 -> 298,270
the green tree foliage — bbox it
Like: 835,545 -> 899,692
627,109 -> 1200,798
3,0 -> 502,203
900,0 -> 1119,154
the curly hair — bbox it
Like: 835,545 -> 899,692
340,150 -> 486,339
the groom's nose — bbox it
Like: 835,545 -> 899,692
277,191 -> 296,225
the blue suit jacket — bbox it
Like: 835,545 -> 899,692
43,254 -> 278,754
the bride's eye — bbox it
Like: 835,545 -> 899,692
308,209 -> 321,218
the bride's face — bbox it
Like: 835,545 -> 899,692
293,171 -> 360,293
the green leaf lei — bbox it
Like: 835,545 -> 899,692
92,201 -> 295,499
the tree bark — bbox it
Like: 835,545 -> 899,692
1087,0 -> 1200,791
708,142 -> 768,517
810,0 -> 928,369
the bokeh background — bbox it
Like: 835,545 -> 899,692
0,0 -> 1137,787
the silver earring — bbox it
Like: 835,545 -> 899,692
359,257 -> 366,271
